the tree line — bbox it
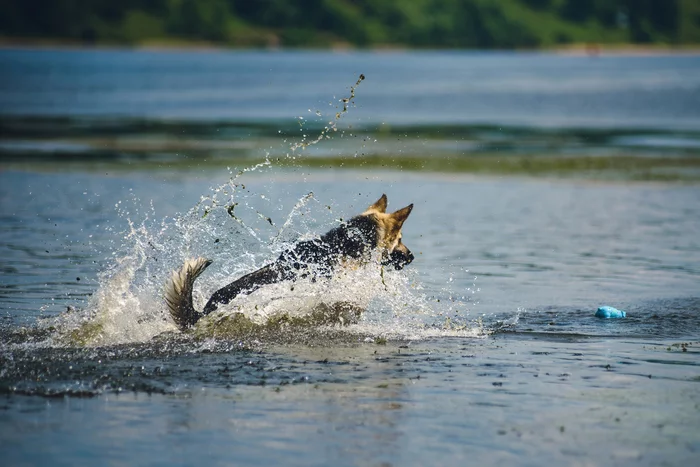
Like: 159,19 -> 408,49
2,0 -> 698,48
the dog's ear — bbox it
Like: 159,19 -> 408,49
367,194 -> 388,213
388,204 -> 413,232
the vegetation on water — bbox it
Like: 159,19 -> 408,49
192,302 -> 363,341
284,153 -> 700,182
3,150 -> 699,182
2,0 -> 699,49
3,116 -> 700,182
53,303 -> 375,347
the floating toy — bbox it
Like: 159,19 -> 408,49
595,306 -> 626,319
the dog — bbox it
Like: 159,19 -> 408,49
165,194 -> 414,330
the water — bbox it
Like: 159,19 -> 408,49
1,49 -> 699,465
2,49 -> 700,129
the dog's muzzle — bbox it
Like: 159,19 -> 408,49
382,248 -> 415,270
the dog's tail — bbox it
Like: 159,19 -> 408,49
164,257 -> 212,331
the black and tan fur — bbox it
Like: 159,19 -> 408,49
165,195 -> 414,330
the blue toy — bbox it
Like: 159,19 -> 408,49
595,306 -> 626,319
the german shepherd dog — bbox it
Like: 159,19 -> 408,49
165,194 -> 414,330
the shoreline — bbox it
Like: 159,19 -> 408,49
1,38 -> 699,56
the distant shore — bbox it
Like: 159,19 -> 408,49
552,43 -> 700,56
2,37 -> 699,56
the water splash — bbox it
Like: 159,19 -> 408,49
290,74 -> 365,153
42,175 -> 483,347
18,75 -> 482,348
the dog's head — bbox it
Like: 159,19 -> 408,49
363,194 -> 415,270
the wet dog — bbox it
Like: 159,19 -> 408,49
165,194 -> 414,330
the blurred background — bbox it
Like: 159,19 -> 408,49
1,0 -> 699,181
1,0 -> 699,179
2,0 -> 700,49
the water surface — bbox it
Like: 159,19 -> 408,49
1,49 -> 699,465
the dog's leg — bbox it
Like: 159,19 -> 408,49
202,263 -> 292,315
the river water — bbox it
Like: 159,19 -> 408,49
1,49 -> 699,465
